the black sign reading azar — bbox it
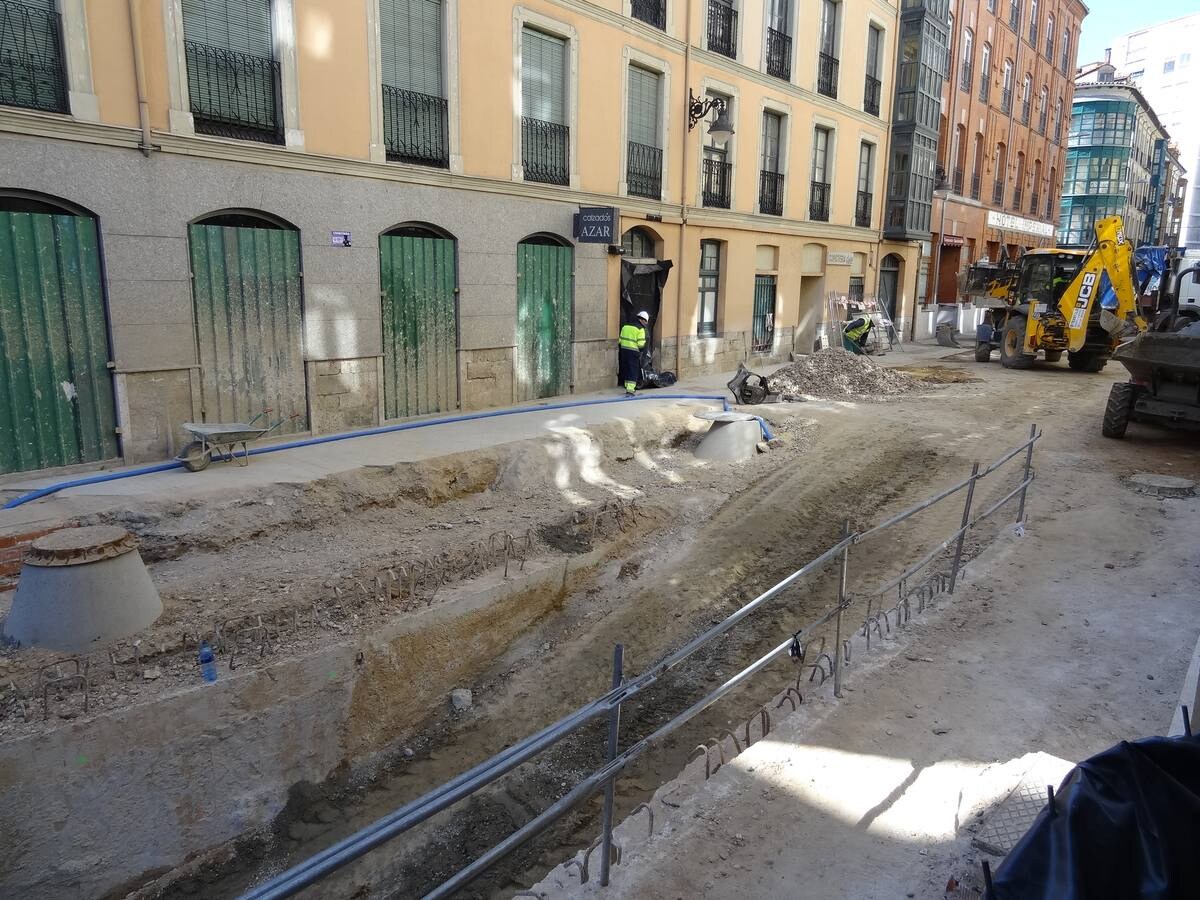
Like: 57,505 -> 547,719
573,207 -> 617,244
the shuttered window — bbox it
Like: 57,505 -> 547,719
380,0 -> 442,97
522,27 -> 566,124
181,0 -> 273,57
626,65 -> 660,148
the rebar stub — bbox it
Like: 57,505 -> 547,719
25,526 -> 138,567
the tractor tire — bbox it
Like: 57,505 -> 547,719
999,318 -> 1035,369
1042,350 -> 1063,363
1068,352 -> 1107,373
974,344 -> 992,362
1102,383 -> 1137,438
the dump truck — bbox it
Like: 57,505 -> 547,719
1101,263 -> 1200,438
973,216 -> 1157,372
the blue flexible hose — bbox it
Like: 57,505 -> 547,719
3,393 -> 733,509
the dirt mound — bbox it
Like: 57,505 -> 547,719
770,349 -> 923,401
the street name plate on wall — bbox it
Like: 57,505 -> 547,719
574,207 -> 617,243
985,210 -> 1054,238
331,231 -> 352,247
827,251 -> 855,266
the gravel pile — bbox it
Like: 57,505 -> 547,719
770,349 -> 922,401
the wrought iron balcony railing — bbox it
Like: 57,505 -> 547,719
759,170 -> 784,215
522,116 -> 569,185
702,156 -> 732,208
817,52 -> 839,98
970,172 -> 981,200
864,74 -> 881,116
185,41 -> 282,144
1000,87 -> 1012,113
766,27 -> 791,80
855,190 -> 872,227
707,0 -> 737,59
0,0 -> 67,113
627,141 -> 663,199
1012,186 -> 1023,211
993,179 -> 1005,204
1030,191 -> 1040,215
952,167 -> 964,194
810,179 -> 831,221
630,0 -> 667,30
383,86 -> 449,167
960,61 -> 973,93
980,70 -> 991,104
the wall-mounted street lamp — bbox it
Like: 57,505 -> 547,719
687,89 -> 734,145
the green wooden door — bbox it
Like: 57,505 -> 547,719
0,211 -> 118,474
379,233 -> 458,419
515,241 -> 573,400
188,223 -> 306,433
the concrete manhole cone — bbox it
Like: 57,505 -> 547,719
3,526 -> 162,652
1127,473 -> 1196,498
693,410 -> 761,461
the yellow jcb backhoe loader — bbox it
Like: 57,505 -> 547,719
973,216 -> 1146,372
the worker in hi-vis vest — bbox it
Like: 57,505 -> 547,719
618,311 -> 650,396
842,313 -> 874,354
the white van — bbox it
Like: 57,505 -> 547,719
1177,249 -> 1200,310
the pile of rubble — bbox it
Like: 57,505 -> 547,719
770,349 -> 922,401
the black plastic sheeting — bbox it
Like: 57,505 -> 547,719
992,733 -> 1200,900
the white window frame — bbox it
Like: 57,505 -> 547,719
755,97 -> 791,215
818,0 -> 841,60
759,0 -> 798,83
695,75 -> 739,209
856,136 -> 878,227
865,14 -> 889,113
366,0 -> 462,171
619,47 -> 672,202
810,114 -> 837,219
162,0 -> 304,150
511,7 -> 579,188
58,0 -> 99,120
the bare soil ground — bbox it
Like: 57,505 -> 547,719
5,351 -> 1198,900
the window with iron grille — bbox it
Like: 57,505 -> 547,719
182,0 -> 282,143
702,92 -> 732,208
848,276 -> 864,303
1000,59 -> 1013,113
1020,73 -> 1031,124
626,65 -> 662,199
856,142 -> 873,227
380,0 -> 447,167
752,274 -> 776,352
759,111 -> 784,215
960,28 -> 973,92
864,24 -> 881,115
521,27 -> 569,185
1045,13 -> 1054,58
810,126 -> 831,221
817,0 -> 838,98
1028,0 -> 1038,45
1008,0 -> 1019,31
1060,27 -> 1069,72
697,240 -> 720,336
630,0 -> 666,31
707,0 -> 737,59
979,42 -> 991,103
0,0 -> 68,113
1036,86 -> 1047,134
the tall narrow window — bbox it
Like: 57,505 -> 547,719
1060,27 -> 1070,72
380,0 -> 447,167
707,0 -> 737,59
626,66 -> 662,199
1028,0 -> 1038,46
521,27 -> 569,185
0,0 -> 68,113
856,142 -> 874,227
766,0 -> 792,80
1013,151 -> 1026,211
1031,158 -> 1042,216
817,0 -> 838,98
1046,13 -> 1055,59
759,111 -> 784,215
993,142 -> 1007,204
697,240 -> 720,336
1053,96 -> 1063,142
1020,73 -> 1032,124
1037,85 -> 1048,134
752,274 -> 776,351
182,0 -> 281,143
1001,59 -> 1013,113
960,28 -> 973,92
701,92 -> 732,208
971,132 -> 984,199
979,42 -> 991,103
810,126 -> 831,221
1008,0 -> 1019,31
952,124 -> 966,192
864,24 -> 882,115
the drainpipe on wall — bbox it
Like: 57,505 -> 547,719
127,0 -> 154,156
674,0 -> 695,378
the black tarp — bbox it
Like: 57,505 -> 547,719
992,733 -> 1200,900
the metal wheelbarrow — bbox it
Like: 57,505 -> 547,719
178,410 -> 301,472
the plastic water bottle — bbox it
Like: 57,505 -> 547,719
199,641 -> 217,683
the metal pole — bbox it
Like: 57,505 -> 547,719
1016,423 -> 1036,524
949,462 -> 979,594
834,519 -> 850,698
599,643 -> 624,887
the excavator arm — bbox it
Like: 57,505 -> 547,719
1056,216 -> 1147,351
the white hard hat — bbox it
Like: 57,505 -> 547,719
637,310 -> 650,321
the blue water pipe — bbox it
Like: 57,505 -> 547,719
3,392 -> 761,510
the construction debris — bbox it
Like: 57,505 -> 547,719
769,349 -> 922,402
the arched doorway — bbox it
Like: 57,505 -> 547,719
188,210 -> 306,434
379,222 -> 458,419
0,191 -> 118,473
879,253 -> 902,323
516,233 -> 573,400
621,226 -> 658,260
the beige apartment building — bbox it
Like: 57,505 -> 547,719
0,0 -> 919,476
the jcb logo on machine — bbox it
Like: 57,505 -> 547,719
1116,229 -> 1126,245
1070,272 -> 1097,330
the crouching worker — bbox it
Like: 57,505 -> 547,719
619,311 -> 650,396
843,313 -> 874,354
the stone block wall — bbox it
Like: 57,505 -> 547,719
574,339 -> 618,394
460,348 -> 515,411
307,358 -> 380,434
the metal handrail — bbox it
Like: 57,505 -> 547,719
706,0 -> 737,59
817,51 -> 839,98
759,169 -> 785,215
521,116 -> 570,185
243,425 -> 1041,900
864,74 -> 881,116
184,40 -> 282,144
382,85 -> 449,167
702,157 -> 732,208
766,27 -> 791,80
630,0 -> 666,30
627,141 -> 663,199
